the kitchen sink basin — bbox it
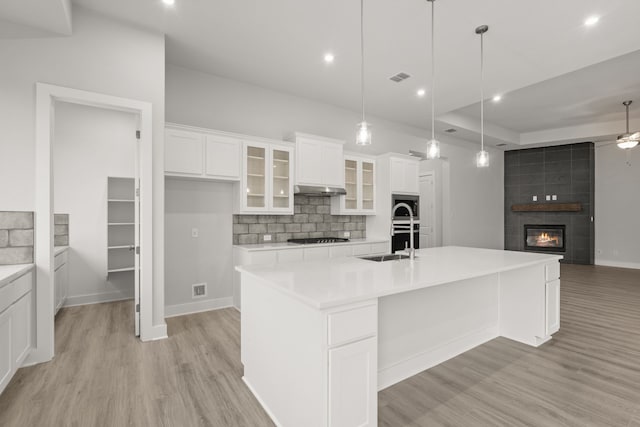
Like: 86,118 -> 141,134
359,254 -> 414,262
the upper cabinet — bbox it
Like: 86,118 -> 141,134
290,133 -> 345,188
388,155 -> 419,195
331,154 -> 376,215
165,124 -> 241,181
236,140 -> 294,215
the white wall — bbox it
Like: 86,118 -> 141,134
164,178 -> 234,316
595,143 -> 640,268
0,7 -> 166,333
53,102 -> 136,305
166,64 -> 504,250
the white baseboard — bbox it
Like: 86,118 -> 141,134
377,326 -> 498,391
243,376 -> 283,427
595,259 -> 640,270
64,290 -> 133,307
164,296 -> 234,318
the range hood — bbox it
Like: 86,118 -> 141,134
294,185 -> 346,197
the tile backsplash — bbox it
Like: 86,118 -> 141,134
0,211 -> 34,265
233,195 -> 366,245
54,214 -> 69,246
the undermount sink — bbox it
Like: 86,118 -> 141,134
359,254 -> 414,262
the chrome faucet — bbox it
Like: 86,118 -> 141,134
391,202 -> 415,260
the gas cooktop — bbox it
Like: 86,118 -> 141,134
287,237 -> 350,245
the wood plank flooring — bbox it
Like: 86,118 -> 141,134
0,264 -> 639,426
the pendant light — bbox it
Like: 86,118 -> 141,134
425,0 -> 440,159
356,0 -> 372,145
475,25 -> 489,168
616,100 -> 639,149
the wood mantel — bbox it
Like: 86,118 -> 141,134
511,203 -> 582,212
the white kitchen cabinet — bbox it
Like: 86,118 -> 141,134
54,250 -> 68,315
546,279 -> 560,335
0,268 -> 33,395
165,124 -> 241,182
165,128 -> 204,176
237,140 -> 294,215
328,337 -> 377,427
291,133 -> 345,188
332,154 -> 376,215
390,156 -> 419,195
205,134 -> 241,180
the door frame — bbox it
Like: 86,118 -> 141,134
31,83 -> 154,364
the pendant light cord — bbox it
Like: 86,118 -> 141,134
430,0 -> 435,141
480,31 -> 484,151
361,0 -> 365,123
626,103 -> 630,133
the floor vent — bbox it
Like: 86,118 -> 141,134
192,283 -> 207,298
389,72 -> 411,82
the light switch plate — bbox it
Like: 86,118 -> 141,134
263,234 -> 272,241
552,195 -> 557,201
545,195 -> 551,201
191,228 -> 199,238
532,195 -> 538,201
344,231 -> 351,238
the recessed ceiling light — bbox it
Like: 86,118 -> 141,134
162,0 -> 175,5
417,88 -> 426,97
323,53 -> 335,64
493,95 -> 502,102
584,16 -> 600,26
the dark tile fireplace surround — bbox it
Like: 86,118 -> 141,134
504,142 -> 594,264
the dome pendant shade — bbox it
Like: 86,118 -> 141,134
617,101 -> 640,149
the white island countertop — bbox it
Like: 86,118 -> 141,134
236,246 -> 562,309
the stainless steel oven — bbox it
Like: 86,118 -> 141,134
391,194 -> 419,220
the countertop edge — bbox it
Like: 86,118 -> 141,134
0,264 -> 35,289
54,246 -> 70,256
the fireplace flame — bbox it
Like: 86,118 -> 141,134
535,232 -> 559,246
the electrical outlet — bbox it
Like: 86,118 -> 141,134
191,228 -> 198,238
552,195 -> 557,201
263,234 -> 272,242
532,195 -> 537,202
344,231 -> 351,238
192,283 -> 207,298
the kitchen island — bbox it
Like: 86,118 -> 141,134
237,246 -> 562,427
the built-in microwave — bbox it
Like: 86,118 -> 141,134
391,194 -> 419,220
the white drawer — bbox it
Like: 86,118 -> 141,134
54,251 -> 68,270
545,262 -> 560,282
12,271 -> 32,302
327,304 -> 377,347
0,282 -> 13,313
277,248 -> 304,263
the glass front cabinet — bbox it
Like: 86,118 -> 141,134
237,140 -> 294,214
331,154 -> 376,215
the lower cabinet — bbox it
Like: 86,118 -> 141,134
328,337 -> 377,427
0,269 -> 33,395
546,279 -> 560,335
54,250 -> 69,315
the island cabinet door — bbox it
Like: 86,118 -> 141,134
328,337 -> 377,427
546,279 -> 560,335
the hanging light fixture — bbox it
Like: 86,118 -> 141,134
616,100 -> 640,149
475,24 -> 490,168
356,0 -> 372,145
425,0 -> 440,159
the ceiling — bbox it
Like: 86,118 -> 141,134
4,0 -> 640,148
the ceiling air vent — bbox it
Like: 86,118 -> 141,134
389,72 -> 411,83
444,128 -> 457,133
496,143 -> 507,147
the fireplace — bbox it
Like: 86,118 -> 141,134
524,224 -> 565,252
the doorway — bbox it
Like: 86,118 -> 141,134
32,83 -> 156,365
52,102 -> 141,335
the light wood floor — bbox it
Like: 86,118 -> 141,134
1,264 -> 639,426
